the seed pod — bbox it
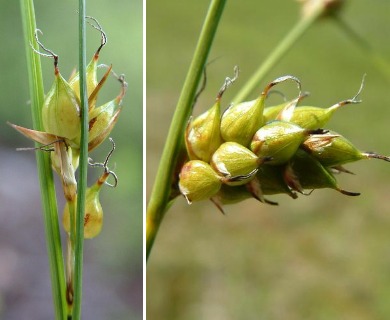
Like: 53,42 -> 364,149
42,67 -> 81,148
62,182 -> 103,239
303,132 -> 390,167
87,78 -> 126,152
69,54 -> 99,107
281,78 -> 364,129
62,140 -> 116,239
220,99 -> 264,147
178,160 -> 222,204
257,164 -> 297,198
263,101 -> 288,123
250,120 -> 321,165
285,148 -> 360,196
264,92 -> 309,123
210,142 -> 262,186
210,177 -> 278,214
185,99 -> 222,162
69,16 -> 108,109
221,75 -> 301,147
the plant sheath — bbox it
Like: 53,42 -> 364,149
20,0 -> 67,319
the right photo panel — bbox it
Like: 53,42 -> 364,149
146,1 -> 390,319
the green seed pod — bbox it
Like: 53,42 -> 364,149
210,178 -> 278,214
69,16 -> 108,110
210,184 -> 254,214
285,148 -> 360,196
210,142 -> 262,186
69,54 -> 99,107
62,182 -> 103,239
62,140 -> 117,239
220,99 -> 264,146
263,92 -> 309,123
87,78 -> 126,152
303,132 -> 390,167
257,164 -> 297,198
250,120 -> 319,165
185,99 -> 222,162
178,160 -> 222,204
282,78 -> 364,129
263,101 -> 288,123
221,75 -> 301,147
42,67 -> 81,148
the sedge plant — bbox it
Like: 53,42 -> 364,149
146,0 -> 390,262
17,1 -> 126,319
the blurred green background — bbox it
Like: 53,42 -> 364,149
147,1 -> 390,319
1,1 -> 142,319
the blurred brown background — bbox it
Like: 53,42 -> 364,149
1,1 -> 142,319
147,1 -> 390,319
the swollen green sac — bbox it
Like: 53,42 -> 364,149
42,69 -> 81,148
250,120 -> 310,165
220,98 -> 264,147
257,164 -> 297,198
303,132 -> 390,167
62,182 -> 104,239
178,160 -> 222,203
185,100 -> 222,162
210,142 -> 261,186
69,54 -> 99,107
285,148 -> 360,196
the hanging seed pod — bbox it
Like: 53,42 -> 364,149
285,148 -> 360,196
303,131 -> 390,167
250,120 -> 324,165
221,75 -> 301,147
210,142 -> 263,186
185,67 -> 238,162
178,160 -> 222,204
62,182 -> 103,239
63,138 -> 118,238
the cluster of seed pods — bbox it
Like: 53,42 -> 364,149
179,68 -> 390,213
10,18 -> 126,237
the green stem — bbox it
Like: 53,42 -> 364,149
333,16 -> 390,82
72,0 -> 88,318
20,0 -> 67,319
232,5 -> 324,104
146,0 -> 227,261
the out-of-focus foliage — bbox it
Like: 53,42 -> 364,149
147,1 -> 390,319
1,1 -> 142,319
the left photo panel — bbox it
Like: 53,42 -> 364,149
1,1 -> 143,319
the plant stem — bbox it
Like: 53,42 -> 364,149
333,17 -> 390,82
146,0 -> 227,261
20,0 -> 67,319
72,0 -> 88,318
232,5 -> 324,104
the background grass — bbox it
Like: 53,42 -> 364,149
1,1 -> 142,319
146,1 -> 390,319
